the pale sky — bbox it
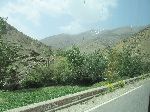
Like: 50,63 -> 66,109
0,0 -> 150,40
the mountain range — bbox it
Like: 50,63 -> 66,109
40,26 -> 146,53
1,22 -> 149,75
2,23 -> 149,57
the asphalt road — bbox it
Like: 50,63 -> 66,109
85,80 -> 150,112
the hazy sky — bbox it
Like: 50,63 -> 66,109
0,0 -> 150,40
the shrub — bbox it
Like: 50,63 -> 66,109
65,46 -> 84,68
55,48 -> 66,56
107,83 -> 115,92
105,47 -> 144,81
3,65 -> 21,90
142,61 -> 150,74
22,65 -> 54,88
117,80 -> 125,88
51,56 -> 72,84
80,51 -> 107,84
118,47 -> 143,77
65,46 -> 107,85
104,49 -> 121,82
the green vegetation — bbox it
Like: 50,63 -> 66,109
0,86 -> 88,112
64,46 -> 107,85
0,17 -> 21,90
105,46 -> 144,82
0,17 -> 150,111
0,78 -> 132,112
0,17 -> 53,90
22,64 -> 54,88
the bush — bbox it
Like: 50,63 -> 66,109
22,65 -> 54,88
117,80 -> 125,88
104,49 -> 121,82
142,61 -> 150,74
80,51 -> 107,84
65,46 -> 107,85
118,47 -> 143,77
51,56 -> 72,84
107,83 -> 115,92
3,65 -> 21,90
105,47 -> 145,81
65,46 -> 84,68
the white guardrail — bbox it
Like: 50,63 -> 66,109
6,73 -> 150,112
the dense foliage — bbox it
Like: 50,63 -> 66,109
0,17 -> 149,90
0,18 -> 21,90
65,47 -> 107,85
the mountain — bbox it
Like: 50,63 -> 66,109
115,26 -> 150,61
1,23 -> 52,76
40,26 -> 145,53
2,23 -> 51,57
40,31 -> 95,50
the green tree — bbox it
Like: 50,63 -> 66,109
22,64 -> 54,88
65,46 -> 107,85
0,17 -> 21,89
118,46 -> 143,77
105,46 -> 144,81
65,46 -> 84,67
104,48 -> 121,82
0,17 -> 8,88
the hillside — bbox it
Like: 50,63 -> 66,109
1,23 -> 52,76
2,23 -> 51,57
115,26 -> 150,61
41,26 -> 145,53
40,31 -> 95,50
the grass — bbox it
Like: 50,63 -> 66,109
0,76 -> 143,112
0,80 -> 125,112
0,86 -> 89,112
0,81 -> 114,112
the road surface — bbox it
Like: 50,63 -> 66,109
85,80 -> 150,112
57,79 -> 150,112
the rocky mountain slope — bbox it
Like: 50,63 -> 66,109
1,23 -> 52,75
115,26 -> 150,61
2,23 -> 52,57
41,26 -> 145,53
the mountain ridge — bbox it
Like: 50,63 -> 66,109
41,26 -> 146,53
2,23 -> 51,57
